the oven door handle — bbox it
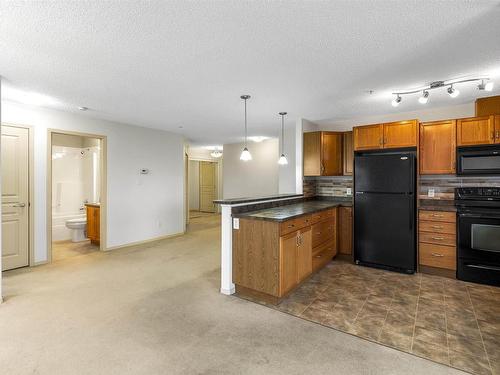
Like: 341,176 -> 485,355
459,212 -> 500,219
465,264 -> 500,272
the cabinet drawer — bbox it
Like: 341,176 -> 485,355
419,231 -> 456,247
419,210 -> 456,223
419,220 -> 456,235
311,209 -> 334,224
312,238 -> 336,272
312,218 -> 335,248
419,243 -> 456,270
280,215 -> 312,235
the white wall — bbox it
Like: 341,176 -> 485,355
188,160 -> 200,210
223,138 -> 280,199
278,123 -> 298,194
2,100 -> 185,263
317,102 -> 475,131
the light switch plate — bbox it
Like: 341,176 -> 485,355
346,188 -> 352,196
428,188 -> 435,198
233,218 -> 239,229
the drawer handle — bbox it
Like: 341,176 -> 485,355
431,214 -> 444,218
431,253 -> 444,257
315,255 -> 323,258
316,232 -> 321,235
431,237 -> 445,240
288,224 -> 295,228
431,225 -> 443,229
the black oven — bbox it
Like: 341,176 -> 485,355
456,187 -> 500,286
457,145 -> 500,175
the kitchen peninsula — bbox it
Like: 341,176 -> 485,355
230,199 -> 352,304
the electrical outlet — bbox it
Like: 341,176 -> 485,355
346,188 -> 352,196
233,218 -> 239,229
428,188 -> 435,198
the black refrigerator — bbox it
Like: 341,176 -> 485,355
354,150 -> 417,274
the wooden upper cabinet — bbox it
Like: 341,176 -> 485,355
303,131 -> 343,176
353,124 -> 383,151
476,95 -> 500,116
322,132 -> 343,175
496,115 -> 500,143
383,120 -> 418,149
303,132 -> 321,176
343,131 -> 353,175
419,120 -> 456,175
457,116 -> 495,146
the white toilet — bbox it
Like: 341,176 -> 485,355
65,218 -> 87,242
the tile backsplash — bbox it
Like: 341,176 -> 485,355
303,176 -> 353,198
305,174 -> 500,199
419,175 -> 500,198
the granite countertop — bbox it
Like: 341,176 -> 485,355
214,194 -> 303,205
233,200 -> 352,222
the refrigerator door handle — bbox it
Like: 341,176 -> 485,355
409,197 -> 413,230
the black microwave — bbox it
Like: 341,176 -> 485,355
457,145 -> 500,175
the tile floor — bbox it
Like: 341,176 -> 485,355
241,261 -> 500,375
52,240 -> 98,261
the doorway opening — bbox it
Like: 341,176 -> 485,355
48,130 -> 106,262
188,160 -> 219,220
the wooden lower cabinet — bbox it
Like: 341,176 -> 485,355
339,206 -> 352,255
418,209 -> 456,275
233,208 -> 338,303
86,204 -> 100,245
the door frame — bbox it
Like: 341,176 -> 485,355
188,156 -> 222,214
1,123 -> 35,267
47,129 -> 108,262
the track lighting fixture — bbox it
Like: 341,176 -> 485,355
447,85 -> 459,98
391,76 -> 493,106
391,94 -> 402,107
418,91 -> 429,104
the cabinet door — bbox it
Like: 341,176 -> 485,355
495,115 -> 500,144
339,207 -> 352,255
297,227 -> 312,282
343,131 -> 353,175
457,116 -> 495,146
475,95 -> 500,117
321,132 -> 343,175
86,207 -> 95,239
353,124 -> 383,151
94,208 -> 100,242
419,120 -> 456,174
303,132 -> 321,176
279,231 -> 298,296
383,120 -> 418,148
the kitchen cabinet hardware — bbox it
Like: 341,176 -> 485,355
431,253 -> 444,257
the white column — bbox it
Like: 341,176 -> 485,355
220,204 -> 235,295
0,78 -> 3,303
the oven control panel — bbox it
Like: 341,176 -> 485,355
456,187 -> 500,201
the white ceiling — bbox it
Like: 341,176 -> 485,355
1,1 -> 500,145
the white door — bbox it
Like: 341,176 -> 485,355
1,125 -> 29,271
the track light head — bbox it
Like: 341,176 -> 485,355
418,90 -> 429,104
391,95 -> 402,107
447,85 -> 460,98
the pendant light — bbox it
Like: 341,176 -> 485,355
239,95 -> 252,161
278,112 -> 288,165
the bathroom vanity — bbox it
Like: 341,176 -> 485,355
85,203 -> 100,245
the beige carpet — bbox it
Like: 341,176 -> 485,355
52,240 -> 99,261
0,215 -> 464,375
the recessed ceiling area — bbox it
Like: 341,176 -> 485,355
1,0 -> 499,145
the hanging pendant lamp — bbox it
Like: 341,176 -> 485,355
240,95 -> 252,161
278,112 -> 288,165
